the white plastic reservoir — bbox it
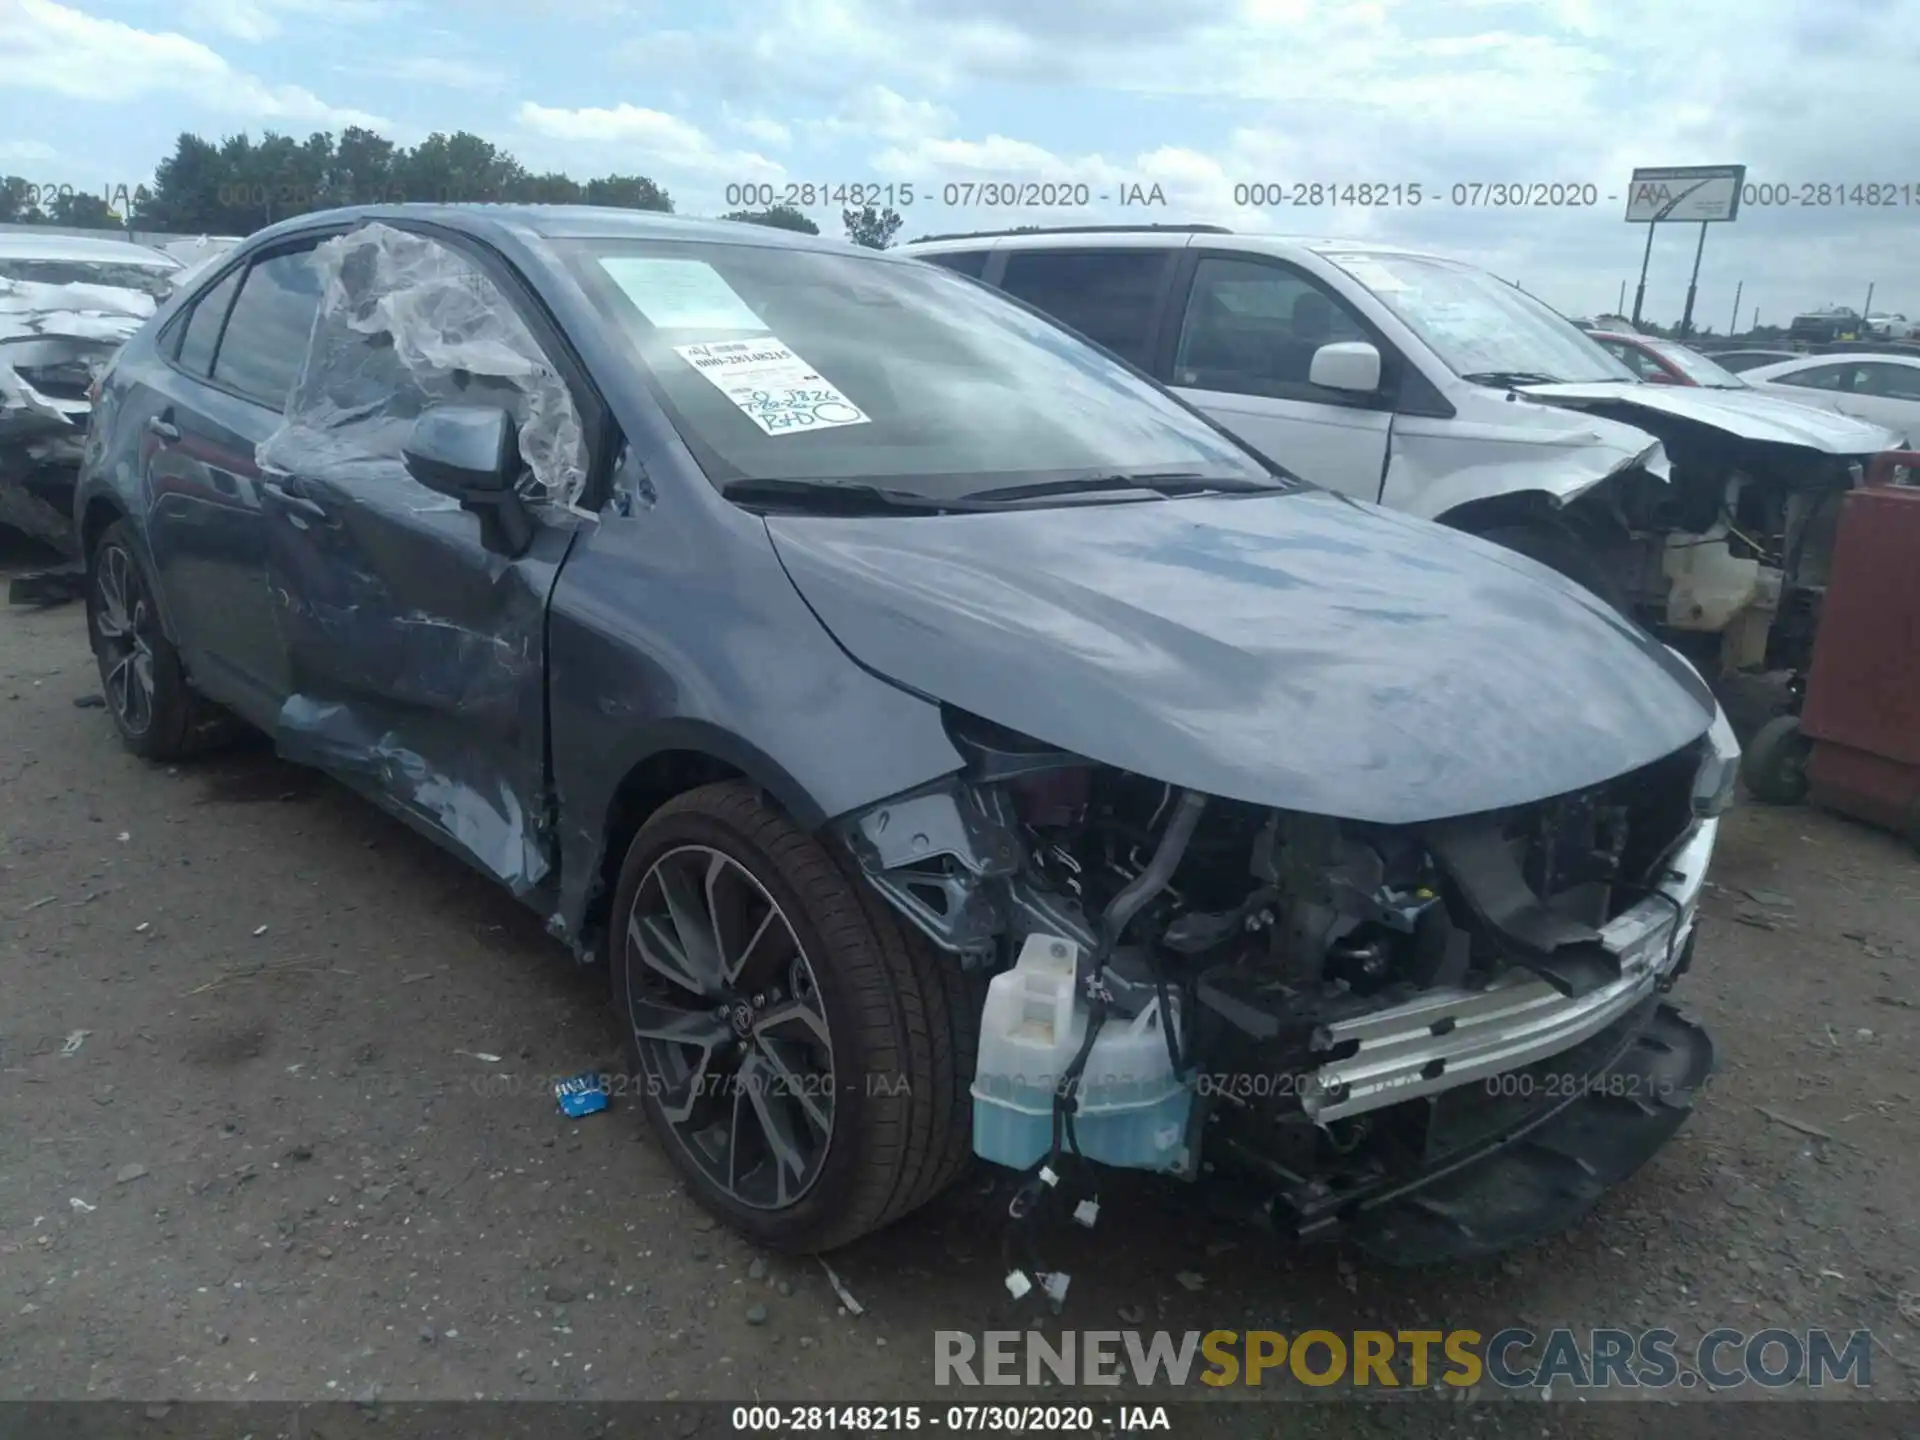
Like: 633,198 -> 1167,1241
971,934 -> 1193,1172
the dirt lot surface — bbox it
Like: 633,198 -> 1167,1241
1,545 -> 1915,1437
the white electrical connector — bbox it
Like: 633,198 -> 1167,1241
1072,1198 -> 1100,1229
1005,1269 -> 1033,1300
1039,1165 -> 1060,1188
1040,1271 -> 1071,1304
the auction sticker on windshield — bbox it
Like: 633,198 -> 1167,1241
598,257 -> 767,330
674,338 -> 872,436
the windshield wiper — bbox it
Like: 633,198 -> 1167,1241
964,471 -> 1292,504
1462,370 -> 1563,387
721,478 -> 989,514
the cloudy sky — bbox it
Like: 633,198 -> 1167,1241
2,0 -> 1914,327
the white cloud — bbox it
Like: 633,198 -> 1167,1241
353,55 -> 509,91
0,139 -> 59,164
515,101 -> 781,179
183,0 -> 396,42
0,0 -> 392,128
723,108 -> 793,149
813,86 -> 956,145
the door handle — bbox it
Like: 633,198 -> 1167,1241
146,415 -> 179,441
262,479 -> 328,522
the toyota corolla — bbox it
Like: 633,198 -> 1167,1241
75,206 -> 1733,1263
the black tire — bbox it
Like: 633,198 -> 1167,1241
1472,521 -> 1634,616
609,780 -> 978,1252
1741,713 -> 1811,806
85,520 -> 236,761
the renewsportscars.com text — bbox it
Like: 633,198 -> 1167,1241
934,1327 -> 1874,1391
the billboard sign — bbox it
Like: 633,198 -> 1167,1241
1624,165 -> 1746,223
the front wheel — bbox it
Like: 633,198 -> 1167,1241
1741,713 -> 1811,805
609,781 -> 978,1252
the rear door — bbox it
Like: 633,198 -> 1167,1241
1158,253 -> 1392,499
140,241 -> 326,722
1841,362 -> 1920,433
1753,360 -> 1858,415
256,223 -> 602,895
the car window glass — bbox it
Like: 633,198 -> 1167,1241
995,250 -> 1170,367
922,251 -> 988,279
1774,363 -> 1851,391
212,248 -> 325,408
1173,257 -> 1370,400
559,237 -> 1266,501
1602,342 -> 1663,380
1857,363 -> 1920,400
174,268 -> 242,377
259,222 -> 589,510
1325,252 -> 1633,384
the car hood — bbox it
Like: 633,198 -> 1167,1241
766,490 -> 1715,825
1517,380 -> 1903,452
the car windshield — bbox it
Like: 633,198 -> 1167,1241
557,237 -> 1275,503
1640,338 -> 1748,388
1323,251 -> 1637,385
0,255 -> 179,301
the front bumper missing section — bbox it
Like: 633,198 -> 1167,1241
1303,818 -> 1717,1124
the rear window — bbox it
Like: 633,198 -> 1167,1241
995,249 -> 1170,367
558,239 -> 1265,504
211,248 -> 325,409
919,250 -> 989,279
174,268 -> 242,376
0,256 -> 178,300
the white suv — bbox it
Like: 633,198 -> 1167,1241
901,225 -> 1902,682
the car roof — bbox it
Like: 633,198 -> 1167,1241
0,231 -> 181,267
252,203 -> 871,257
899,225 -> 1463,266
1785,350 -> 1920,366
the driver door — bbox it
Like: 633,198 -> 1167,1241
259,226 -> 597,894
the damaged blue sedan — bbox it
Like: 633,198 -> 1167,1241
75,207 -> 1736,1263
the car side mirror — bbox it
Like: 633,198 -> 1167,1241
402,404 -> 533,556
1309,340 -> 1382,394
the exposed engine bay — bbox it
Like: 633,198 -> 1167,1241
840,708 -> 1728,1261
1536,398 -> 1898,681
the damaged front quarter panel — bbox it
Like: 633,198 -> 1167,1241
1382,401 -> 1672,522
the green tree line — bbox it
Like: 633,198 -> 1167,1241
0,126 -> 903,248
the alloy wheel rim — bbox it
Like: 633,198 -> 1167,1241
94,546 -> 155,736
624,843 -> 836,1211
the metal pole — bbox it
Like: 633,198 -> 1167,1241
1730,281 -> 1742,336
1863,282 -> 1875,332
1631,222 -> 1655,326
1617,278 -> 1627,315
1678,221 -> 1708,337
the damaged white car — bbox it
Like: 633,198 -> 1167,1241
903,228 -> 1905,698
0,232 -> 182,552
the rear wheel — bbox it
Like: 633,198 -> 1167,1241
1741,713 -> 1811,805
1472,520 -> 1634,616
609,781 -> 978,1252
86,521 -> 234,760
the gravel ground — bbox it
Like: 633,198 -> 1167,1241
1,543 -> 1915,1435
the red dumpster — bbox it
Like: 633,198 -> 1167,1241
1799,454 -> 1920,842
